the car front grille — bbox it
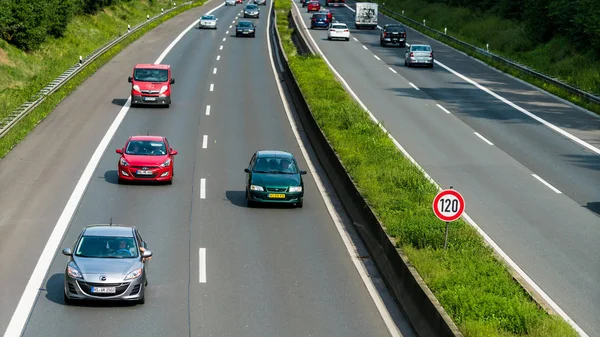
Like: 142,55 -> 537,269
68,282 -> 77,294
132,172 -> 158,178
266,187 -> 287,192
141,90 -> 160,94
78,281 -> 130,297
132,166 -> 159,169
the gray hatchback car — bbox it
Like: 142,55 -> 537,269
62,225 -> 152,304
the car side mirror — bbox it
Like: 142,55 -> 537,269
62,248 -> 72,256
170,78 -> 175,84
300,170 -> 307,175
116,148 -> 123,154
244,168 -> 250,173
128,76 -> 132,83
170,149 -> 178,155
216,18 -> 219,20
142,250 -> 153,258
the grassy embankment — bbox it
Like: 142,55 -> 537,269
274,0 -> 578,335
373,0 -> 600,115
0,0 -> 208,159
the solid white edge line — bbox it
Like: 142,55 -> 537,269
209,83 -> 214,91
213,67 -> 217,74
436,103 -> 451,114
373,55 -> 381,60
409,82 -> 419,90
206,105 -> 211,115
271,3 -> 403,337
292,1 -> 589,336
388,67 -> 397,74
532,174 -> 562,194
2,2 -> 227,335
202,135 -> 208,149
473,132 -> 494,146
199,248 -> 206,283
352,37 -> 358,41
200,178 -> 206,199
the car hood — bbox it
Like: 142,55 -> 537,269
251,173 -> 301,187
122,154 -> 169,166
73,256 -> 142,282
134,82 -> 167,90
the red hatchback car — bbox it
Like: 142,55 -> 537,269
307,0 -> 320,12
116,136 -> 178,184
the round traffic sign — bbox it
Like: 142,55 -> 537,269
432,189 -> 465,222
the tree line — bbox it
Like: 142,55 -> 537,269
425,0 -> 600,53
0,0 -> 153,51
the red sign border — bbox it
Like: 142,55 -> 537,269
432,189 -> 465,222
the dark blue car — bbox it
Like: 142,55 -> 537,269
310,13 -> 329,29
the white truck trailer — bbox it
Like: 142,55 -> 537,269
355,2 -> 378,29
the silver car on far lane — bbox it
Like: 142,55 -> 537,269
404,44 -> 434,68
254,0 -> 267,5
225,0 -> 236,6
62,225 -> 152,304
199,15 -> 218,29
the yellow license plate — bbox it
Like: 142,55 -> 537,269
268,194 -> 286,199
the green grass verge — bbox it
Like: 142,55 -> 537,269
274,0 -> 578,335
0,0 -> 207,160
372,0 -> 600,115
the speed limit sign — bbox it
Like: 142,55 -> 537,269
433,189 -> 465,222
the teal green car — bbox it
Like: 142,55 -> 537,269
244,150 -> 307,208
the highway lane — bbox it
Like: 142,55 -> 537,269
292,0 -> 600,334
0,0 -> 225,333
335,1 -> 600,219
8,0 -> 413,336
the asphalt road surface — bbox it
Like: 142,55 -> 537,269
0,0 -> 416,336
293,0 -> 600,335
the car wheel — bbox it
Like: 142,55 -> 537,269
166,178 -> 173,185
296,201 -> 303,208
345,37 -> 349,41
118,177 -> 125,184
138,292 -> 145,305
327,36 -> 331,40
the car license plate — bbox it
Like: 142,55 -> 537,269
144,97 -> 156,101
268,193 -> 285,199
91,287 -> 116,293
137,170 -> 153,175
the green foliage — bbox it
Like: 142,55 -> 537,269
274,0 -> 579,335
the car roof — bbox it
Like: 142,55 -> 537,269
129,135 -> 165,142
134,64 -> 170,69
83,225 -> 135,237
256,150 -> 294,158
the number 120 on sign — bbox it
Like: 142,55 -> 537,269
432,189 -> 465,222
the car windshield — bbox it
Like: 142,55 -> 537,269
201,15 -> 215,20
253,156 -> 298,174
238,22 -> 253,27
386,25 -> 404,31
125,140 -> 167,155
246,4 -> 257,8
412,45 -> 432,51
133,68 -> 168,82
313,14 -> 326,19
332,24 -> 346,29
75,236 -> 138,258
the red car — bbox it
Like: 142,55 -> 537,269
128,63 -> 175,108
307,0 -> 320,12
236,0 -> 242,3
116,135 -> 178,184
318,8 -> 332,21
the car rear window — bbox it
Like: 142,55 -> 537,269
411,45 -> 432,51
331,24 -> 346,29
313,14 -> 327,19
385,25 -> 404,31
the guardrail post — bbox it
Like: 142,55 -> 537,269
161,8 -> 164,13
128,24 -> 131,32
423,19 -> 426,26
402,10 -> 404,16
444,27 -> 447,35
486,43 -> 489,52
173,2 -> 176,6
79,55 -> 83,66
147,14 -> 150,20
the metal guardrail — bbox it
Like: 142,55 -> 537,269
0,1 -> 194,139
376,5 -> 600,105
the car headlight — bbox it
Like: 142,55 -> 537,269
250,185 -> 264,191
159,85 -> 168,94
132,84 -> 141,92
119,157 -> 129,166
67,264 -> 83,279
124,268 -> 143,280
249,29 -> 254,32
160,158 -> 171,167
289,186 -> 302,192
